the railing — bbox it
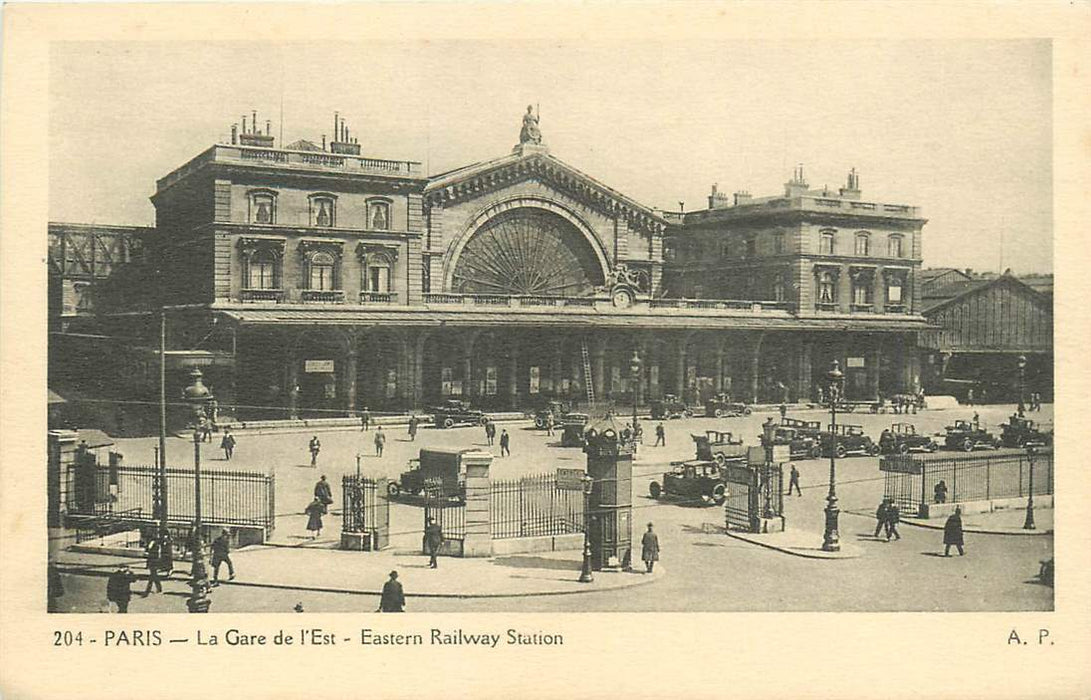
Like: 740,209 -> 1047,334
359,291 -> 396,304
490,472 -> 585,540
239,149 -> 289,163
300,289 -> 345,303
299,153 -> 345,168
650,298 -> 792,312
240,288 -> 285,303
884,303 -> 907,314
423,293 -> 465,305
341,474 -> 390,550
815,302 -> 838,312
851,303 -> 874,313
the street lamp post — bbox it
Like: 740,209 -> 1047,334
579,473 -> 594,583
1023,446 -> 1037,530
182,368 -> 213,612
1016,355 -> 1027,418
821,360 -> 844,552
629,350 -> 643,437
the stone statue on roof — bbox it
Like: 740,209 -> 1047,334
519,105 -> 542,145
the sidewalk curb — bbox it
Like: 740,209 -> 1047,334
54,563 -> 661,600
723,531 -> 862,560
845,510 -> 1053,536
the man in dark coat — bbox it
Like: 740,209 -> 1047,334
314,475 -> 333,506
211,529 -> 235,584
309,436 -> 321,467
48,564 -> 65,612
374,426 -> 386,456
143,528 -> 172,596
499,428 -> 510,457
640,523 -> 660,573
220,429 -> 236,460
360,407 -> 371,431
885,501 -> 901,541
423,517 -> 443,569
408,415 -> 418,441
106,566 -> 136,613
944,507 -> 965,556
379,570 -> 405,612
654,422 -> 666,447
485,420 -> 496,446
787,464 -> 802,497
873,499 -> 889,538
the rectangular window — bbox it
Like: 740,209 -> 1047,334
529,366 -> 540,394
889,236 -> 903,258
367,266 -> 390,293
485,366 -> 498,395
441,367 -> 453,396
422,261 -> 431,294
385,369 -> 397,399
310,265 -> 334,291
887,283 -> 903,302
853,284 -> 870,305
249,260 -> 276,289
855,236 -> 870,256
773,233 -> 784,254
820,233 -> 835,255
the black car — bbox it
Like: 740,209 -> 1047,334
768,426 -> 822,460
692,430 -> 747,465
651,394 -> 694,420
649,460 -> 727,506
704,394 -> 752,418
1000,415 -> 1053,448
533,400 -> 571,430
819,424 -> 880,458
943,419 -> 1001,452
878,423 -> 938,454
781,417 -> 823,439
431,399 -> 487,429
389,448 -> 467,499
560,412 -> 590,447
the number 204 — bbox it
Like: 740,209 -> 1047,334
53,630 -> 83,646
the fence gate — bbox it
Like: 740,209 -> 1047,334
722,462 -> 784,532
341,475 -> 390,550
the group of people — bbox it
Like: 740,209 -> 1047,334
1026,392 -> 1044,412
873,498 -> 902,541
873,496 -> 967,556
483,420 -> 510,456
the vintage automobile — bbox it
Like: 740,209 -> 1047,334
878,423 -> 938,454
559,412 -> 590,447
819,424 -> 880,458
650,394 -> 694,420
768,426 -> 823,460
533,400 -> 572,430
649,460 -> 727,506
943,419 -> 1002,452
1000,415 -> 1053,448
692,430 -> 748,465
430,399 -> 488,429
781,417 -> 823,439
704,394 -> 752,418
388,448 -> 467,499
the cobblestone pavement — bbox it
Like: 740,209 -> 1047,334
57,403 -> 1052,612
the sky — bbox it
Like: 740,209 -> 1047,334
49,40 -> 1053,274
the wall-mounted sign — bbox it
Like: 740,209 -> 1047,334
305,360 -> 336,373
846,357 -> 866,368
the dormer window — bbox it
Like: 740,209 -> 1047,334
309,194 -> 337,228
368,199 -> 391,231
854,232 -> 870,256
249,190 -> 277,225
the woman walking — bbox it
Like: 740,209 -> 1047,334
305,497 -> 326,539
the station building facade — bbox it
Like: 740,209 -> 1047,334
50,113 -> 929,427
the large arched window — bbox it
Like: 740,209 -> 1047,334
365,253 -> 393,293
248,248 -> 279,289
818,271 -> 837,304
309,251 -> 337,290
854,232 -> 870,256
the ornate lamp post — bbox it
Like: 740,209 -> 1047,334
579,473 -> 594,583
182,368 -> 213,612
1023,445 -> 1037,530
821,360 -> 844,552
1016,354 -> 1027,418
629,350 -> 643,434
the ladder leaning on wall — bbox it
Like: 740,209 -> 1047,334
580,339 -> 595,408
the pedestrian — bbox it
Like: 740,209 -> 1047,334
545,413 -> 555,436
208,398 -> 219,430
485,420 -> 496,446
654,422 -> 665,447
220,428 -> 236,460
142,528 -> 172,596
48,564 -> 65,612
640,522 -> 660,573
934,479 -> 948,504
787,464 -> 802,496
966,388 -> 975,406
375,425 -> 386,457
779,403 -> 787,420
408,415 -> 418,441
972,412 -> 980,429
378,570 -> 405,612
106,566 -> 136,613
943,506 -> 966,556
499,428 -> 511,457
360,407 -> 371,431
885,500 -> 901,541
200,414 -> 213,443
210,529 -> 235,584
309,435 -> 321,467
314,475 -> 333,507
423,517 -> 443,569
873,499 -> 890,538
621,423 -> 633,444
305,497 -> 326,538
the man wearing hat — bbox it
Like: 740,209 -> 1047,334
106,565 -> 136,613
379,570 -> 405,612
641,522 -> 660,574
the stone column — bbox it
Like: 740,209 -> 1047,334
461,451 -> 493,557
873,267 -> 885,313
591,336 -> 606,405
675,344 -> 687,397
285,348 -> 300,420
749,333 -> 764,404
411,332 -> 426,410
796,338 -> 813,402
869,341 -> 881,399
508,340 -> 520,409
344,344 -> 358,418
552,341 -> 563,399
714,341 -> 725,394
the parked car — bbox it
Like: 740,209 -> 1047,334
650,394 -> 694,420
388,448 -> 467,499
692,430 -> 747,465
943,419 -> 1001,452
781,417 -> 823,439
649,460 -> 727,506
767,426 -> 822,460
704,394 -> 752,418
560,412 -> 590,447
430,399 -> 487,429
819,424 -> 880,458
1000,415 -> 1053,448
533,400 -> 572,429
878,423 -> 938,454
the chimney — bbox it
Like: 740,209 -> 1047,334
230,123 -> 238,144
708,183 -> 731,210
330,114 -> 361,155
241,115 -> 247,134
265,120 -> 271,136
237,110 -> 275,147
322,134 -> 327,150
965,268 -> 973,277
733,191 -> 752,206
839,167 -> 862,200
784,163 -> 809,197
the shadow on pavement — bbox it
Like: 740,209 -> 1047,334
920,552 -> 956,557
491,555 -> 581,572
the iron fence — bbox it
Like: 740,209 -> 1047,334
881,450 -> 1053,515
65,463 -> 275,533
341,475 -> 390,550
723,463 -> 783,532
490,472 -> 586,540
425,499 -> 466,542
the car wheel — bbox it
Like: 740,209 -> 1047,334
928,441 -> 938,452
898,442 -> 910,455
714,453 -> 727,466
712,483 -> 726,505
478,416 -> 489,426
714,408 -> 725,418
684,409 -> 694,418
440,417 -> 454,429
649,482 -> 662,499
810,445 -> 822,459
535,417 -> 545,429
386,482 -> 400,498
962,438 -> 974,452
835,444 -> 847,459
743,407 -> 752,416
869,443 -> 881,456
